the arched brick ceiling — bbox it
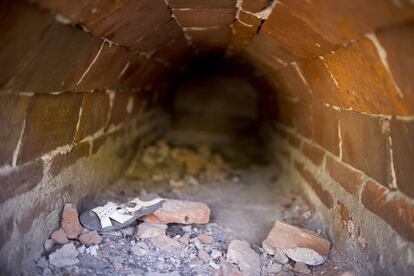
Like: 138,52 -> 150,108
26,0 -> 414,115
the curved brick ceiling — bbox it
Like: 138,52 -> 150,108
16,0 -> 414,116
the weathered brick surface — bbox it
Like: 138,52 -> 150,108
16,199 -> 47,235
75,93 -> 110,141
270,63 -> 312,100
326,156 -> 363,195
109,92 -> 131,126
75,44 -> 132,91
186,27 -> 231,48
50,142 -> 90,177
229,21 -> 259,50
19,93 -> 83,163
295,161 -> 333,208
7,23 -> 101,93
242,0 -> 271,13
312,103 -> 339,156
0,95 -> 29,166
340,111 -> 391,187
0,160 -> 43,204
131,20 -> 183,54
293,99 -> 313,139
173,8 -> 235,28
243,31 -> 296,71
377,23 -> 414,113
302,142 -> 324,166
238,10 -> 262,27
390,119 -> 414,198
260,0 -> 414,60
168,0 -> 236,8
322,37 -> 408,115
362,180 -> 414,242
0,1 -> 52,86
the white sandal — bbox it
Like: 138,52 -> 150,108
79,194 -> 163,232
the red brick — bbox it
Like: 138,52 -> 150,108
109,92 -> 131,126
186,27 -> 231,48
326,156 -> 363,195
270,63 -> 313,100
362,180 -> 414,242
131,20 -> 183,53
168,0 -> 236,8
85,0 -> 172,50
16,199 -> 47,234
173,8 -> 235,28
0,1 -> 53,86
50,142 -> 90,177
0,95 -> 29,166
377,23 -> 414,113
312,103 -> 339,156
340,111 -> 392,187
276,98 -> 295,128
7,23 -> 101,93
390,119 -> 414,198
242,0 -> 271,13
0,160 -> 43,204
19,93 -> 83,163
238,10 -> 262,27
262,3 -> 336,59
299,59 -> 341,107
75,44 -> 132,91
229,20 -> 258,50
302,142 -> 324,166
75,93 -> 110,141
323,37 -> 408,115
262,0 -> 414,60
0,216 -> 14,249
244,31 -> 296,71
295,161 -> 334,208
293,99 -> 313,139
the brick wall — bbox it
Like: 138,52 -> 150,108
260,19 -> 414,275
0,1 -> 171,272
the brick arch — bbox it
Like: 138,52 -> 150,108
0,0 -> 414,274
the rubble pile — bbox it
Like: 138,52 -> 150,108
127,141 -> 231,183
36,143 -> 354,275
37,198 -> 344,275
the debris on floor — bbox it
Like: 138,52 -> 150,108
36,142 -> 354,275
126,140 -> 231,183
263,221 -> 331,266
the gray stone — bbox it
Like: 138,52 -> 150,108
227,240 -> 260,276
49,243 -> 79,267
43,239 -> 54,252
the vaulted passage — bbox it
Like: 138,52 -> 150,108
1,1 -> 414,275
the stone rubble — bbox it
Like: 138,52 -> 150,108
48,243 -> 79,268
127,140 -> 231,183
36,143 -> 353,275
263,221 -> 331,265
61,203 -> 82,239
78,230 -> 102,246
143,199 -> 211,225
50,229 -> 68,245
227,239 -> 261,276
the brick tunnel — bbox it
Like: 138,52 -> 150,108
1,0 -> 414,275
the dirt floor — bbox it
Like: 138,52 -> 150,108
35,142 -> 354,275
